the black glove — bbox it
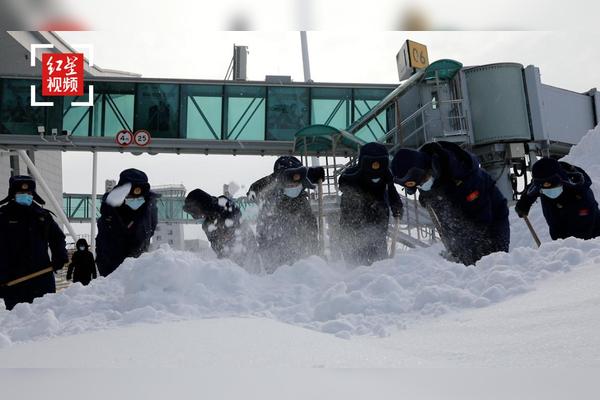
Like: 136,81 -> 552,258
307,166 -> 326,183
390,202 -> 403,219
404,186 -> 417,196
514,204 -> 529,218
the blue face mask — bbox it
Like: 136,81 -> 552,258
125,197 -> 145,210
541,185 -> 563,199
15,193 -> 33,206
283,185 -> 303,198
418,176 -> 435,192
78,246 -> 85,251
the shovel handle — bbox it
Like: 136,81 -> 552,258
523,215 -> 541,248
1,267 -> 54,287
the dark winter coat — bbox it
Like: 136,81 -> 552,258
203,197 -> 260,270
67,239 -> 97,285
338,167 -> 403,265
256,190 -> 318,273
419,141 -> 510,265
516,162 -> 600,240
95,192 -> 159,277
0,201 -> 68,310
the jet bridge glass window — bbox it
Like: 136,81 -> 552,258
183,85 -> 223,140
224,85 -> 265,141
0,79 -> 52,135
90,82 -> 135,137
134,83 -> 180,138
310,87 -> 352,130
266,87 -> 309,141
352,88 -> 393,142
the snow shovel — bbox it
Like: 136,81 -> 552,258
0,267 -> 54,288
426,205 -> 454,253
523,215 -> 541,248
390,215 -> 401,258
318,179 -> 325,256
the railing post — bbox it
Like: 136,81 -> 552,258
414,193 -> 421,241
90,151 -> 98,253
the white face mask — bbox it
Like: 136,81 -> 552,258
371,178 -> 381,183
418,176 -> 435,192
78,246 -> 85,251
283,184 -> 303,198
541,185 -> 563,199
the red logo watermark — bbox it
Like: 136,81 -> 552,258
42,53 -> 84,97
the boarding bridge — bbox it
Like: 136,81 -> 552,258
4,58 -> 600,253
0,76 -> 395,155
294,60 -> 600,249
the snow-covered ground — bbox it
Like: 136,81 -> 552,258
1,128 -> 600,381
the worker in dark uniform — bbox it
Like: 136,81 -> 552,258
96,169 -> 159,277
392,141 -> 510,265
338,142 -> 403,265
184,188 -> 261,272
0,175 -> 68,310
251,156 -> 319,272
67,238 -> 97,286
515,157 -> 600,240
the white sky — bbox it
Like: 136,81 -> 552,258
58,30 -> 600,196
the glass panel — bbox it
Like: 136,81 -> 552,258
266,87 -> 309,141
353,88 -> 392,142
63,88 -> 94,137
0,79 -> 48,135
225,85 -> 265,141
134,83 -> 180,138
92,81 -> 135,137
310,87 -> 351,129
182,85 -> 222,140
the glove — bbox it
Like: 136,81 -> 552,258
390,202 -> 403,219
404,186 -> 417,196
514,204 -> 528,218
52,263 -> 65,272
307,167 -> 325,183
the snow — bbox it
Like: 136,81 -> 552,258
1,126 -> 600,378
1,256 -> 599,368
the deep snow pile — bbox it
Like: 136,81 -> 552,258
1,127 -> 599,349
1,236 -> 600,347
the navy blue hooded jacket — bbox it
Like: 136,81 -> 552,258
252,157 -> 318,272
516,161 -> 600,240
67,238 -> 97,286
96,169 -> 159,277
0,201 -> 68,310
338,143 -> 403,265
184,189 -> 260,270
392,141 -> 509,265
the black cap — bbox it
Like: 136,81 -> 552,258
273,156 -> 303,174
0,175 -> 45,205
532,158 -> 565,187
183,189 -> 218,219
391,149 -> 432,187
357,143 -> 389,177
117,168 -> 150,196
279,166 -> 315,189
